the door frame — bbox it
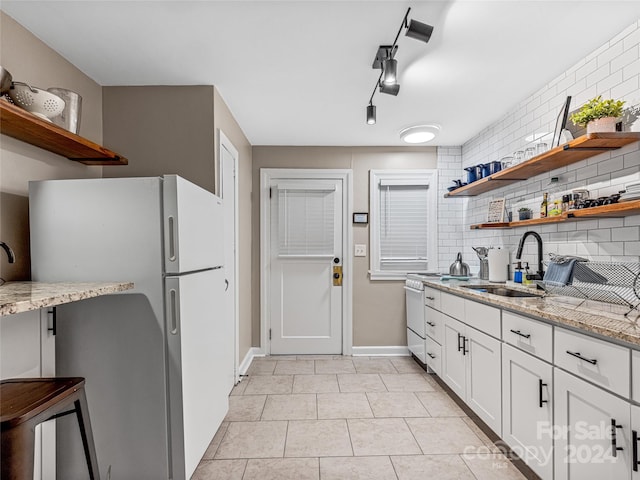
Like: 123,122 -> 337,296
219,129 -> 240,382
260,168 -> 353,355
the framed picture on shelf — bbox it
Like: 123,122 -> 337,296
487,198 -> 506,223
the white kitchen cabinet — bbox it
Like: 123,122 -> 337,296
632,350 -> 640,403
555,327 -> 630,398
632,405 -> 640,478
442,314 -> 466,399
465,324 -> 502,435
442,314 -> 502,435
425,335 -> 442,376
555,368 -> 631,480
441,292 -> 465,321
502,344 -> 553,479
1,308 -> 56,480
424,305 -> 443,344
464,298 -> 501,339
502,310 -> 553,363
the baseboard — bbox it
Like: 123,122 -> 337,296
351,346 -> 410,356
238,347 -> 265,376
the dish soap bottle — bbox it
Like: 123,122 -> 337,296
522,262 -> 532,286
513,262 -> 523,284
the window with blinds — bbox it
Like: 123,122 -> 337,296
369,170 -> 438,280
275,186 -> 335,256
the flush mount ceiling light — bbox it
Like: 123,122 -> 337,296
400,125 -> 440,144
365,7 -> 434,124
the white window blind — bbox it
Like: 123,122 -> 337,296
379,184 -> 429,272
369,169 -> 438,280
276,187 -> 335,256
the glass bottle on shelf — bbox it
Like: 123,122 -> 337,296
540,192 -> 548,218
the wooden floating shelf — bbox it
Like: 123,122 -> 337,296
0,100 -> 127,165
446,132 -> 640,198
470,200 -> 640,229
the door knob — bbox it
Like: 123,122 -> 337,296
333,273 -> 340,279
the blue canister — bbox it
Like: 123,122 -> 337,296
464,166 -> 477,183
480,164 -> 491,178
489,160 -> 502,174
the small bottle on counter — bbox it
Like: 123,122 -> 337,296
522,262 -> 533,286
513,262 -> 523,284
540,192 -> 548,218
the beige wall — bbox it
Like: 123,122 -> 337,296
0,12 -> 103,281
102,86 -> 216,193
251,146 -> 437,348
213,87 -> 253,363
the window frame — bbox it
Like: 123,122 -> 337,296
369,169 -> 439,281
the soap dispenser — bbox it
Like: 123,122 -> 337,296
513,262 -> 523,284
522,262 -> 533,286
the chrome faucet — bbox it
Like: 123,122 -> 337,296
516,231 -> 544,280
0,241 -> 15,264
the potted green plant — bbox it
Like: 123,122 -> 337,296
518,208 -> 532,221
569,96 -> 626,134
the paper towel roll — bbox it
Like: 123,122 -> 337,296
488,248 -> 509,283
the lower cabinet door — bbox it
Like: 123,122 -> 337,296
554,368 -> 631,480
502,344 -> 553,479
633,405 -> 640,479
465,325 -> 502,436
442,315 -> 466,399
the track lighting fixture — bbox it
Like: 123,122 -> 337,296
364,7 -> 433,124
367,104 -> 376,125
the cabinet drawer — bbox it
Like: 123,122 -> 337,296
425,306 -> 444,344
633,350 -> 640,403
554,327 -> 630,398
423,287 -> 441,311
440,292 -> 464,321
502,311 -> 552,363
464,299 -> 501,339
425,336 -> 442,377
407,328 -> 426,364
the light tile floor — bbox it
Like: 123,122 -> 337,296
193,356 -> 528,480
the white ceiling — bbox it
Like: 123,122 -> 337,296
3,1 -> 640,146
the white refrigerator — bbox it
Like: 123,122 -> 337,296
29,175 -> 233,480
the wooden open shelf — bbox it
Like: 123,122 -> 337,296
470,200 -> 640,229
0,100 -> 127,165
446,132 -> 640,198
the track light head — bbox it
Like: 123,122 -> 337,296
405,19 -> 434,44
382,57 -> 398,86
366,104 -> 376,125
379,83 -> 400,96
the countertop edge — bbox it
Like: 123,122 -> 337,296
0,282 -> 135,316
422,279 -> 640,348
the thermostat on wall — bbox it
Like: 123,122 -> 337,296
353,213 -> 368,224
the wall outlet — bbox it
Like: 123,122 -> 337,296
354,244 -> 367,257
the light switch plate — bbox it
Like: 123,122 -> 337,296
354,244 -> 367,257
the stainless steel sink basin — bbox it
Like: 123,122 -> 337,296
460,285 -> 543,298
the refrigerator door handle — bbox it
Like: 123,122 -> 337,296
169,288 -> 179,335
168,216 -> 176,262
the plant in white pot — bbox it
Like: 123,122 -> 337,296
569,96 -> 626,134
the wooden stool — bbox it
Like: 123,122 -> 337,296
1,377 -> 100,480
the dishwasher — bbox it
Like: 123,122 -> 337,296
405,274 -> 427,363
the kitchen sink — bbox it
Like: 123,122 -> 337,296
459,285 -> 543,298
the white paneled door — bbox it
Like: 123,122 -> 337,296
268,177 -> 344,354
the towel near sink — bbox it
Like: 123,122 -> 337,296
543,259 -> 577,287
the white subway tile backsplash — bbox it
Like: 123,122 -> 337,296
447,22 -> 640,268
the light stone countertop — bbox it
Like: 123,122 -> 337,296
0,281 -> 134,316
422,278 -> 640,347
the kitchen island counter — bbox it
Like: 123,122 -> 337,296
422,277 -> 640,347
0,281 -> 134,315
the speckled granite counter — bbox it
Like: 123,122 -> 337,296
422,278 -> 640,347
0,282 -> 134,316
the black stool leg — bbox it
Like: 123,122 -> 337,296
74,392 -> 101,480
